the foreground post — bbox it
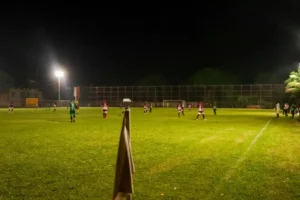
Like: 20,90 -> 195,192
112,108 -> 135,200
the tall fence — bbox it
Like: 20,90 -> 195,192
0,84 -> 287,108
78,84 -> 286,108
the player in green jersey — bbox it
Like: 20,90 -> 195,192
291,103 -> 296,118
69,100 -> 76,122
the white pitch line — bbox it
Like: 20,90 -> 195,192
224,119 -> 272,180
205,118 -> 272,200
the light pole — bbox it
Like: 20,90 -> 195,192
55,70 -> 64,103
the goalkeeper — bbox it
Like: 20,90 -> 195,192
69,100 -> 76,122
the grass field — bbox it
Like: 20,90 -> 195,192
0,107 -> 299,200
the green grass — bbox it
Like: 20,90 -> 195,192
0,107 -> 299,200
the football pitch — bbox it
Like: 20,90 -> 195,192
0,108 -> 299,200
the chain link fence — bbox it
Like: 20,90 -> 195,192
0,84 -> 287,108
78,84 -> 286,108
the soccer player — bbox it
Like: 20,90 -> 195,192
75,100 -> 80,114
291,103 -> 296,118
284,103 -> 289,116
144,102 -> 148,113
102,100 -> 108,118
181,101 -> 185,116
69,100 -> 76,122
213,101 -> 217,115
8,101 -> 14,113
177,102 -> 182,117
188,104 -> 192,111
196,101 -> 206,120
53,101 -> 57,112
276,102 -> 280,118
149,103 -> 153,113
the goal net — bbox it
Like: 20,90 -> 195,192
162,100 -> 186,108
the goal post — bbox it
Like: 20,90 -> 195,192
162,100 -> 186,108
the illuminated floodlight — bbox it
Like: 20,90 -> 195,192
55,70 -> 64,78
54,70 -> 65,102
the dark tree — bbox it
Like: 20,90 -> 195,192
188,68 -> 240,85
0,70 -> 14,90
135,74 -> 168,86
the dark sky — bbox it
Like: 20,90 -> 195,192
1,2 -> 300,87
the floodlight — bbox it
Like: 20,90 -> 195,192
55,70 -> 64,78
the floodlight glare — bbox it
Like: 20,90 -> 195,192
55,70 -> 64,78
54,70 -> 64,102
290,74 -> 297,78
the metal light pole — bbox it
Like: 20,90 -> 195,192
58,76 -> 61,101
55,70 -> 64,104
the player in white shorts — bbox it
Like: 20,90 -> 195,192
188,104 -> 192,111
144,102 -> 148,113
177,102 -> 183,117
196,101 -> 206,120
275,102 -> 280,118
8,101 -> 14,113
53,102 -> 57,111
102,100 -> 108,118
181,101 -> 185,116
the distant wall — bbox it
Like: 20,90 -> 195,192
0,88 -> 43,107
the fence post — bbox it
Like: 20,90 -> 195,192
154,86 -> 157,103
260,85 -> 262,106
204,85 -> 206,101
187,85 -> 189,101
117,87 -> 119,102
110,87 -> 112,103
146,86 -> 148,101
232,85 -> 233,108
241,85 -> 242,96
96,87 -> 98,106
251,85 -> 252,101
270,84 -> 272,101
125,86 -> 127,98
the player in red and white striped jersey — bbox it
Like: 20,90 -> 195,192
196,102 -> 206,120
102,100 -> 108,118
144,102 -> 148,113
177,102 -> 183,117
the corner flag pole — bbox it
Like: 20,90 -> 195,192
124,107 -> 135,173
112,107 -> 135,200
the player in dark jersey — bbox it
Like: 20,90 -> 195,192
69,100 -> 76,122
75,100 -> 80,114
213,101 -> 217,115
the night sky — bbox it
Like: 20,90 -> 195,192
1,3 -> 300,87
